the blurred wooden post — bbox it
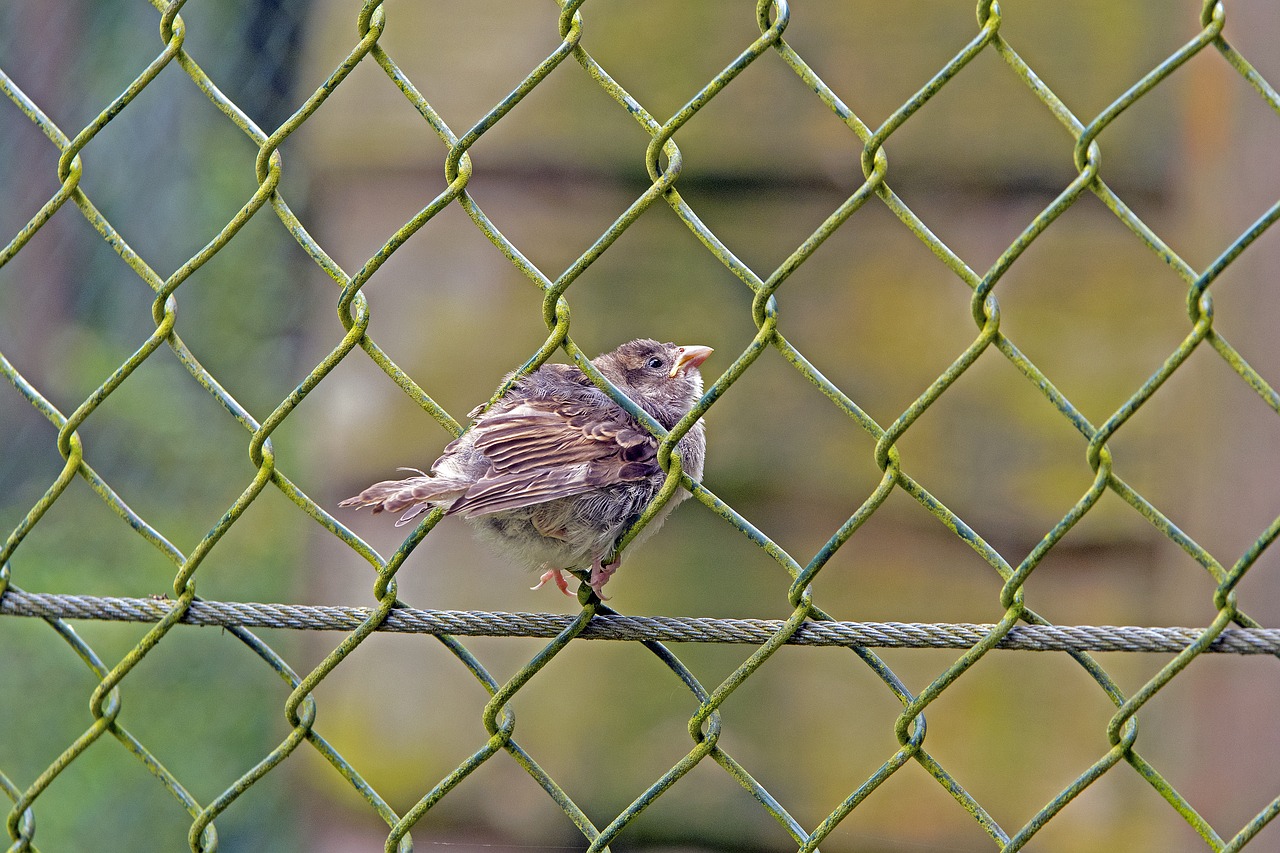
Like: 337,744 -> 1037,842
1180,2 -> 1280,831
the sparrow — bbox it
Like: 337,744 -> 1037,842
340,339 -> 712,599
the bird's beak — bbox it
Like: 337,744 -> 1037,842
670,345 -> 713,377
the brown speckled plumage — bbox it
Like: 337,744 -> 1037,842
340,339 -> 710,598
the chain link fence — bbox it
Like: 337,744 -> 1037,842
3,1 -> 1280,850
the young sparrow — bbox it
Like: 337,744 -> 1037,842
340,339 -> 711,599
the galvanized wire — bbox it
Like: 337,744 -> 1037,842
2,1 -> 1280,851
9,588 -> 1280,654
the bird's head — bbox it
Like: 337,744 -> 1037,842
595,339 -> 712,427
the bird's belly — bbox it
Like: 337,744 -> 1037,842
465,480 -> 677,573
468,507 -> 603,571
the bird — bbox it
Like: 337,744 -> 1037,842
339,339 -> 712,600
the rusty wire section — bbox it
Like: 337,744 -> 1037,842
2,0 -> 1280,850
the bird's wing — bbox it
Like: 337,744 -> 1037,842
446,400 -> 658,516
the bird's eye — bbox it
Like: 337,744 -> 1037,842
646,356 -> 665,370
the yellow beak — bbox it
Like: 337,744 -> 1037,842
670,345 -> 713,377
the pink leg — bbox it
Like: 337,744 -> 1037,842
587,556 -> 620,600
531,568 -> 574,596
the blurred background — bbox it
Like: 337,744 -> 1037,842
2,1 -> 1279,851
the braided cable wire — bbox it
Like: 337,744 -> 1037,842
8,588 -> 1280,654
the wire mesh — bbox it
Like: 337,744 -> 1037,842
2,1 -> 1280,850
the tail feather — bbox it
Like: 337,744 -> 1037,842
339,474 -> 469,523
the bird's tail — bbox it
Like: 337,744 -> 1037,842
339,468 -> 468,527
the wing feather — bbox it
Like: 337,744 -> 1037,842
446,399 -> 659,516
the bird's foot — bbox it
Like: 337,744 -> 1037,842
531,568 -> 574,596
587,557 -> 620,601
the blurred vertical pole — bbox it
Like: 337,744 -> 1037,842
0,0 -> 82,370
1180,0 -> 1280,829
237,0 -> 309,132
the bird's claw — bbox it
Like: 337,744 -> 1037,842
587,557 -> 619,601
532,568 -> 574,596
531,561 -> 617,601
